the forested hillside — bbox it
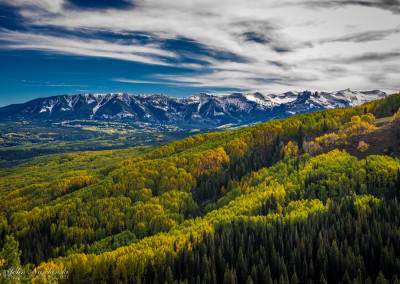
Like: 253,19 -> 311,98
1,93 -> 400,283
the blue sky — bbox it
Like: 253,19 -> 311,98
0,0 -> 399,106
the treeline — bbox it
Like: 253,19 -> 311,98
149,195 -> 400,284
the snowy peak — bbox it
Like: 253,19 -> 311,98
281,89 -> 387,116
0,89 -> 388,127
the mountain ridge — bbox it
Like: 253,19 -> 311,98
0,89 -> 387,127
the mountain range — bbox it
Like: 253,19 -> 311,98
0,89 -> 387,127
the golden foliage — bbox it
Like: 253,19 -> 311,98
392,107 -> 400,121
303,141 -> 323,155
281,141 -> 299,158
357,141 -> 369,152
315,133 -> 340,146
361,113 -> 375,124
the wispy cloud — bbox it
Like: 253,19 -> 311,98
113,78 -> 182,86
20,80 -> 88,87
0,28 -> 178,65
300,0 -> 400,14
47,84 -> 88,87
0,0 -> 399,93
317,28 -> 400,44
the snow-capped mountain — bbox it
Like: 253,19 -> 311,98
0,89 -> 387,127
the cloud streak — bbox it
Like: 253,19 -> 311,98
0,28 -> 178,65
300,0 -> 400,14
113,78 -> 182,86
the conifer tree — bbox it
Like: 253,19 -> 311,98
375,271 -> 389,284
290,272 -> 299,284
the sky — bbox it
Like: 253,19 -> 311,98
0,0 -> 399,106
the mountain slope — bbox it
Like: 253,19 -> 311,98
1,92 -> 400,283
322,116 -> 400,159
0,89 -> 387,127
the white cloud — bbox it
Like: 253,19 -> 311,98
113,78 -> 182,85
1,0 -> 399,93
0,28 -> 177,65
1,0 -> 64,13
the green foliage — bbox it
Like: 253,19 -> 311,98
0,235 -> 21,269
147,196 -> 400,283
0,92 -> 399,282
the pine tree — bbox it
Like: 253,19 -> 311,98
250,265 -> 257,284
392,275 -> 400,284
153,271 -> 159,284
319,272 -> 327,284
246,276 -> 254,284
263,265 -> 273,284
145,260 -> 154,284
223,266 -> 232,284
165,266 -> 173,284
365,277 -> 373,284
301,258 -> 308,281
298,124 -> 304,152
375,271 -> 389,284
323,120 -> 328,132
290,272 -> 299,284
342,271 -> 352,284
236,248 -> 248,284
